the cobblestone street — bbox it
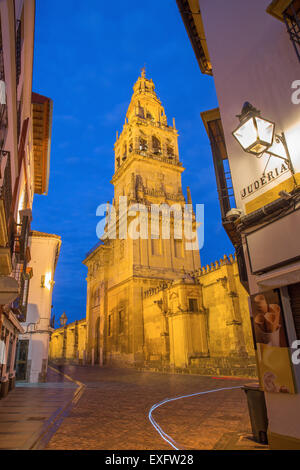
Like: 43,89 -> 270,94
45,365 -> 263,451
0,368 -> 77,450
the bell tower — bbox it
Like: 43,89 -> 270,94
112,69 -> 182,204
84,70 -> 201,368
110,68 -> 200,275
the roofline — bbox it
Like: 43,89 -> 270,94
44,98 -> 53,195
176,0 -> 212,76
266,0 -> 292,22
30,230 -> 61,240
32,93 -> 53,195
52,318 -> 87,333
200,107 -> 221,136
83,240 -> 108,265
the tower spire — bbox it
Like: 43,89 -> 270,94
141,65 -> 146,78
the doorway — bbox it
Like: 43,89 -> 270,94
16,340 -> 29,381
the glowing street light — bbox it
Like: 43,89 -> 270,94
232,102 -> 275,155
232,102 -> 297,181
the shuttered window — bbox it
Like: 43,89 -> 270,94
288,282 -> 300,339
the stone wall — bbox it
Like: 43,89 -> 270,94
49,256 -> 257,378
49,319 -> 87,364
142,254 -> 257,377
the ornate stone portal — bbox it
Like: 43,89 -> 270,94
60,71 -> 256,377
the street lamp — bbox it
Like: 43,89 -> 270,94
233,102 -> 275,155
232,102 -> 297,181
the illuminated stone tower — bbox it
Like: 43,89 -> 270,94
83,69 -> 202,367
112,67 -> 200,274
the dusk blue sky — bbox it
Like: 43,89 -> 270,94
32,0 -> 234,325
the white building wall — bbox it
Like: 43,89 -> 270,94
199,0 -> 300,446
19,233 -> 61,382
200,0 -> 300,214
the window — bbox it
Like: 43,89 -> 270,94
152,136 -> 161,154
93,288 -> 100,307
118,310 -> 125,334
151,238 -> 161,256
119,240 -> 125,259
6,335 -> 13,372
188,298 -> 198,312
108,314 -> 112,336
137,105 -> 144,118
174,239 -> 183,258
146,111 -> 153,120
139,138 -> 147,151
123,144 -> 127,160
167,146 -> 174,159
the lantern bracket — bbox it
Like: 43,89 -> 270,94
258,132 -> 298,186
257,132 -> 294,167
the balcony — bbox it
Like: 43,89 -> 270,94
283,0 -> 300,62
0,103 -> 8,152
13,211 -> 31,264
0,151 -> 12,275
134,149 -> 183,168
267,0 -> 300,62
11,266 -> 33,323
0,30 -> 8,152
15,20 -> 22,86
10,213 -> 32,323
201,108 -> 241,246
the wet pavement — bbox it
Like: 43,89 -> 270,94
45,365 -> 265,450
0,368 -> 77,450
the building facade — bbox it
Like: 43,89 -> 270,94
77,71 -> 256,376
177,0 -> 300,449
49,319 -> 87,365
17,231 -> 61,383
0,0 -> 56,396
50,252 -> 256,376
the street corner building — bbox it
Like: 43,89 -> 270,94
17,231 -> 61,383
176,0 -> 300,450
50,71 -> 256,377
0,0 -> 59,397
